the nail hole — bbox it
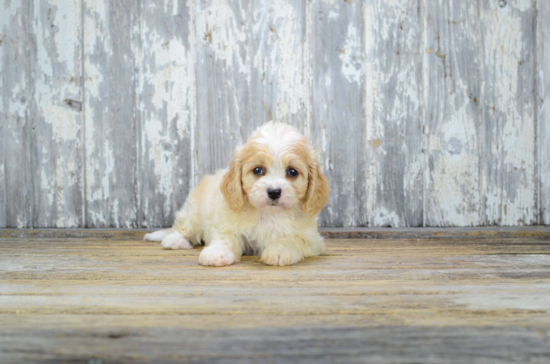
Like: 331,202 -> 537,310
64,99 -> 82,112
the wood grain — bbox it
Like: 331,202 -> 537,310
0,235 -> 549,363
138,0 -> 196,228
538,0 -> 550,225
480,0 -> 537,226
243,0 -> 309,130
1,0 -> 33,228
194,0 -> 308,177
83,0 -> 139,228
0,3 -> 7,228
1,0 -> 550,228
309,0 -> 366,227
31,0 -> 84,228
423,0 -> 482,226
365,0 -> 423,227
1,325 -> 549,364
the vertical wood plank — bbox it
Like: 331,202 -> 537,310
30,0 -> 83,227
194,0 -> 308,177
247,1 -> 309,131
138,0 -> 196,228
0,1 -> 33,228
481,0 -> 536,226
538,0 -> 550,225
194,0 -> 249,177
83,0 -> 139,227
423,0 -> 482,226
365,0 -> 423,227
309,0 -> 366,227
0,1 -> 6,227
0,105 -> 4,227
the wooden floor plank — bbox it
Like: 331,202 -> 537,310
1,326 -> 549,364
1,235 -> 549,362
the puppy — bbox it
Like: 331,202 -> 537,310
144,122 -> 329,266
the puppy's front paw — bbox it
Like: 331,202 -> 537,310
199,245 -> 236,267
161,232 -> 192,250
261,245 -> 302,266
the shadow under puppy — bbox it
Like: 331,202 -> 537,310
144,122 -> 329,266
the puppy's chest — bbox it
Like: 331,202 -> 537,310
243,215 -> 292,253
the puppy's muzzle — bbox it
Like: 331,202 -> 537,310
267,188 -> 282,201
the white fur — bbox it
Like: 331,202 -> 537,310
143,228 -> 173,242
144,122 -> 329,267
199,243 -> 237,267
160,231 -> 192,250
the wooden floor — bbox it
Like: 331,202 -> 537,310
1,230 -> 550,363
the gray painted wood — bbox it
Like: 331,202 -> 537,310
480,0 -> 537,226
310,0 -> 366,227
194,0 -> 308,177
138,0 -> 195,228
0,4 -> 6,228
83,0 -> 139,228
0,115 -> 4,228
423,0 -> 482,226
1,0 -> 549,228
365,0 -> 423,227
241,0 -> 309,131
194,0 -> 246,176
30,0 -> 84,228
1,0 -> 33,228
538,0 -> 550,225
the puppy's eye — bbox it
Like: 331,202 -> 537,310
253,167 -> 264,176
287,168 -> 299,177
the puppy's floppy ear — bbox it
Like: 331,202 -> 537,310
221,148 -> 245,212
304,158 -> 330,217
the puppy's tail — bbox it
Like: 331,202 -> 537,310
143,228 -> 174,242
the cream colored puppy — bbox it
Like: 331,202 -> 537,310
144,122 -> 329,267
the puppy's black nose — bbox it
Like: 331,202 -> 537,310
267,188 -> 282,200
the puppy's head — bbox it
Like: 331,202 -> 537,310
221,122 -> 329,216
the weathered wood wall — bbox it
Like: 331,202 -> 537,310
0,0 -> 548,228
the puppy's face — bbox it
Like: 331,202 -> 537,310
221,123 -> 329,216
240,143 -> 309,212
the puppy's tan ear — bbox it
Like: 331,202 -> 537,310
304,159 -> 330,217
221,149 -> 245,213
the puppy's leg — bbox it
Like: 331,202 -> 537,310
261,236 -> 324,266
159,199 -> 201,250
199,234 -> 242,267
161,230 -> 193,250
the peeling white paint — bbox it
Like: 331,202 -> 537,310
29,0 -> 83,228
195,0 -> 247,72
365,0 -> 422,227
373,208 -> 402,228
482,1 -> 536,225
51,1 -> 80,75
427,97 -> 481,226
339,23 -> 364,84
253,1 -> 307,119
538,1 -> 550,225
1,0 -> 33,227
1,0 -> 547,228
136,0 -> 198,226
45,103 -> 80,141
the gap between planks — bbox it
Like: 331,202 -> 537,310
0,227 -> 549,240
